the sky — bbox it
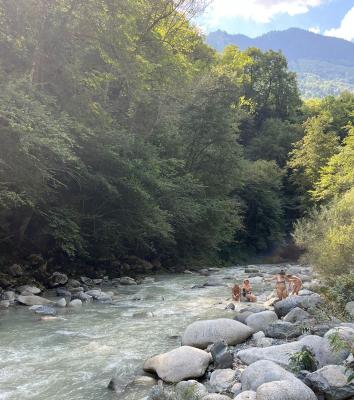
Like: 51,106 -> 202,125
197,0 -> 354,41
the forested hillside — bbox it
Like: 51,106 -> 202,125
207,28 -> 354,98
0,0 -> 353,279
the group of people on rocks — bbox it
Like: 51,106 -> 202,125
232,269 -> 302,303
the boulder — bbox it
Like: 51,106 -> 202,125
210,341 -> 234,369
17,295 -> 53,306
69,299 -> 82,307
182,319 -> 252,349
29,305 -> 57,316
2,291 -> 16,302
85,289 -> 102,298
72,292 -> 92,302
231,382 -> 242,396
49,272 -> 68,287
56,298 -> 67,307
234,311 -> 253,324
17,285 -> 41,295
204,277 -> 225,287
256,379 -> 317,400
209,368 -> 237,393
119,277 -> 137,286
284,307 -> 311,323
143,346 -> 211,383
345,301 -> 354,318
252,331 -> 274,347
241,360 -> 298,391
245,311 -> 278,333
80,276 -> 94,286
237,335 -> 348,368
175,380 -> 207,400
304,365 -> 354,400
0,300 -> 10,308
202,395 -> 231,400
264,321 -> 303,339
67,279 -> 81,288
274,295 -> 322,317
234,391 -> 256,400
56,287 -> 72,297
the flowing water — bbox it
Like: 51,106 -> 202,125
0,265 -> 279,400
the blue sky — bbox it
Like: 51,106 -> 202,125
198,0 -> 354,41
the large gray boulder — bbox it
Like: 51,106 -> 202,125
304,365 -> 354,400
256,379 -> 317,400
274,295 -> 322,317
182,319 -> 252,349
234,391 -> 256,400
175,380 -> 207,400
237,335 -> 348,368
49,272 -> 68,287
234,311 -> 253,324
202,395 -> 231,400
209,368 -> 237,393
245,311 -> 278,333
241,360 -> 298,391
17,285 -> 41,295
264,321 -> 303,339
17,295 -> 53,306
284,307 -> 311,323
143,346 -> 211,383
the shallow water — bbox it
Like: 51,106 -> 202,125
0,266 -> 275,400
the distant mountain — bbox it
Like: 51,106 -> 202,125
206,28 -> 354,98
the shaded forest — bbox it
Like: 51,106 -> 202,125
0,0 -> 353,278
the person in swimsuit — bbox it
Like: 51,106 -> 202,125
232,284 -> 241,302
241,279 -> 257,302
264,270 -> 288,300
286,274 -> 302,295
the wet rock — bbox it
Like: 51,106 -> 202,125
0,300 -> 10,308
56,298 -> 67,307
256,379 -> 317,400
274,295 -> 322,317
175,380 -> 207,400
237,335 -> 348,368
283,307 -> 311,323
2,290 -> 16,303
85,289 -> 102,298
209,368 -> 237,393
241,360 -> 298,391
210,340 -> 234,369
80,276 -> 94,286
30,305 -> 57,315
69,299 -> 82,307
49,272 -> 68,287
264,321 -> 303,339
67,279 -> 81,288
119,277 -> 137,285
18,286 -> 42,296
93,279 -> 103,285
69,286 -> 84,293
234,391 -> 256,400
56,287 -> 71,298
199,269 -> 210,276
245,311 -> 278,333
17,295 -> 53,306
304,364 -> 354,400
74,292 -> 92,302
182,319 -> 253,349
204,277 -> 225,287
143,346 -> 211,383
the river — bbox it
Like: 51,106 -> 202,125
0,264 -> 282,400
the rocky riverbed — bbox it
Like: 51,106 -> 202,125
0,264 -> 353,400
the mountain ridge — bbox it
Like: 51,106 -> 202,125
206,28 -> 354,97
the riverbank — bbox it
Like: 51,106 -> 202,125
1,263 -> 353,400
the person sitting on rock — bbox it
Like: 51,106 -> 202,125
264,270 -> 288,300
286,274 -> 302,295
241,279 -> 257,302
232,284 -> 241,302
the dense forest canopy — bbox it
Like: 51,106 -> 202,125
0,0 -> 353,277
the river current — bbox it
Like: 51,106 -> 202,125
0,265 -> 282,400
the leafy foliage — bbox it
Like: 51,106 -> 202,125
289,346 -> 318,373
